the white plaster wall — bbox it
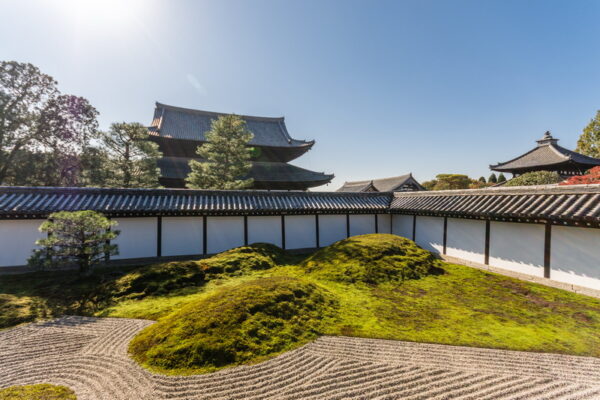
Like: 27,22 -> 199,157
161,217 -> 203,257
0,219 -> 45,267
391,214 -> 414,239
349,214 -> 376,237
446,218 -> 486,264
248,216 -> 282,247
377,214 -> 392,234
112,218 -> 157,260
489,221 -> 544,277
285,215 -> 316,249
414,216 -> 444,253
551,225 -> 600,289
318,215 -> 347,246
207,216 -> 244,254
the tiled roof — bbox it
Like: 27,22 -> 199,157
391,184 -> 600,225
0,186 -> 390,218
158,157 -> 334,184
490,132 -> 600,172
337,174 -> 424,192
149,102 -> 314,149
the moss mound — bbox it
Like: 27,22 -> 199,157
129,276 -> 338,373
112,243 -> 287,300
302,233 -> 440,284
0,384 -> 76,400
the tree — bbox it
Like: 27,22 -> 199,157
576,110 -> 600,158
28,211 -> 119,275
34,95 -> 99,186
560,166 -> 600,185
478,176 -> 486,183
488,173 -> 497,184
0,61 -> 57,183
186,114 -> 254,189
497,173 -> 506,183
100,122 -> 162,188
504,171 -> 562,187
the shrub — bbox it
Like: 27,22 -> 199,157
129,276 -> 338,373
504,171 -> 562,186
0,384 -> 76,400
560,166 -> 600,185
301,233 -> 440,284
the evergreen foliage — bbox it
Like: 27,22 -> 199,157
497,173 -> 506,183
100,122 -> 162,188
504,171 -> 562,186
576,110 -> 600,158
28,211 -> 119,275
186,114 -> 254,189
478,176 -> 486,183
488,173 -> 497,183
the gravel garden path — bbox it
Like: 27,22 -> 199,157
1,316 -> 600,400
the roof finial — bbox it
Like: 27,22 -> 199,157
537,130 -> 558,146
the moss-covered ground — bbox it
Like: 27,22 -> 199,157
0,384 -> 76,400
1,234 -> 600,375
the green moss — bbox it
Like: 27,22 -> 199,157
129,276 -> 338,374
301,234 -> 440,284
0,384 -> 76,400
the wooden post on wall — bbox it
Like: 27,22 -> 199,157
156,216 -> 162,257
202,215 -> 207,255
544,223 -> 552,279
315,214 -> 320,248
443,217 -> 447,255
281,215 -> 286,250
346,214 -> 350,238
412,215 -> 417,241
104,217 -> 111,263
484,220 -> 491,265
375,214 -> 379,233
243,215 -> 248,246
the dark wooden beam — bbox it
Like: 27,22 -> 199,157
484,220 -> 490,265
412,215 -> 417,241
375,214 -> 379,234
443,216 -> 447,255
104,217 -> 111,263
544,223 -> 551,279
346,214 -> 350,238
243,215 -> 248,246
157,216 -> 162,257
281,215 -> 286,250
202,215 -> 207,255
315,214 -> 320,248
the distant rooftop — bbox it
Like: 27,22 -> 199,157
337,173 -> 424,192
149,102 -> 314,149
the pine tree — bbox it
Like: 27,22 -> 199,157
497,173 -> 506,183
488,173 -> 497,183
478,176 -> 486,183
186,114 -> 254,190
576,110 -> 600,158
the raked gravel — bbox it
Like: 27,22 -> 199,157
1,316 -> 599,400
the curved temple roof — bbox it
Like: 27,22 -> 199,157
149,102 -> 315,149
337,174 -> 424,192
490,132 -> 600,173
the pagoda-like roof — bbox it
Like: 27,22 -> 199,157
337,173 -> 424,192
490,132 -> 600,173
158,157 -> 333,189
149,102 -> 315,150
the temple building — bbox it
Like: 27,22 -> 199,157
148,102 -> 334,190
490,131 -> 600,177
337,173 -> 424,192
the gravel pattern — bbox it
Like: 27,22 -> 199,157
1,316 -> 599,400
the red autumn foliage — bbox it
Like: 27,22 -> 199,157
560,166 -> 600,185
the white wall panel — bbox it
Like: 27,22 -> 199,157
207,216 -> 244,254
489,221 -> 544,277
391,215 -> 413,239
446,218 -> 486,264
318,215 -> 347,246
551,226 -> 600,289
248,216 -> 282,247
415,216 -> 444,253
349,214 -> 376,237
377,214 -> 392,234
285,215 -> 316,249
0,219 -> 45,267
162,217 -> 203,257
113,218 -> 157,260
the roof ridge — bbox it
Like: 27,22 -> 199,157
155,102 -> 285,122
393,183 -> 600,197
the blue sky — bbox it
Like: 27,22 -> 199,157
2,0 -> 599,190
